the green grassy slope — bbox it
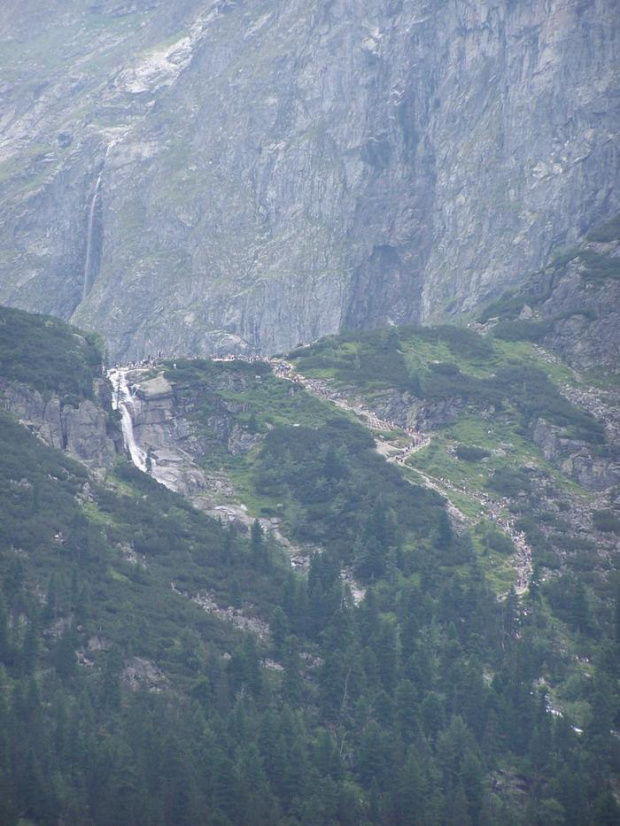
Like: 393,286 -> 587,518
0,306 -> 103,400
164,358 -> 469,575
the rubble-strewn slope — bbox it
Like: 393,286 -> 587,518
285,325 -> 619,594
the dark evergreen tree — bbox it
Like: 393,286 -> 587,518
54,623 -> 78,681
0,594 -> 11,666
251,519 -> 268,570
270,606 -> 289,661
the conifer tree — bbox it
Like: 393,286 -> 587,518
270,606 -> 289,660
251,519 -> 267,570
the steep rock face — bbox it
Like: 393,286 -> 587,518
535,241 -> 620,372
366,388 -> 468,432
479,229 -> 620,372
130,372 -> 210,494
119,367 -> 261,496
0,0 -> 617,359
1,381 -> 117,467
531,418 -> 619,491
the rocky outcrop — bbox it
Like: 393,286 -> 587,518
123,657 -> 169,693
535,241 -> 620,373
368,388 -> 466,431
306,369 -> 619,493
172,584 -> 271,642
372,383 -> 620,492
118,367 -> 262,496
531,418 -> 619,491
475,225 -> 620,373
123,369 -> 208,494
0,0 -> 617,360
1,381 -> 117,467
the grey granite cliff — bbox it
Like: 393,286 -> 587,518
1,380 -> 117,469
0,0 -> 617,359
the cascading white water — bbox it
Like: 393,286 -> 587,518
83,173 -> 103,301
109,368 -> 148,472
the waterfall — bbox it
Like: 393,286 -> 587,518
82,173 -> 103,301
108,367 -> 182,492
109,368 -> 148,472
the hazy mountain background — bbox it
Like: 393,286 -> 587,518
0,0 -> 617,360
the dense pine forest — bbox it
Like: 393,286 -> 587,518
1,308 -> 619,825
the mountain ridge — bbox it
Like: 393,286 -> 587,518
0,0 -> 617,359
